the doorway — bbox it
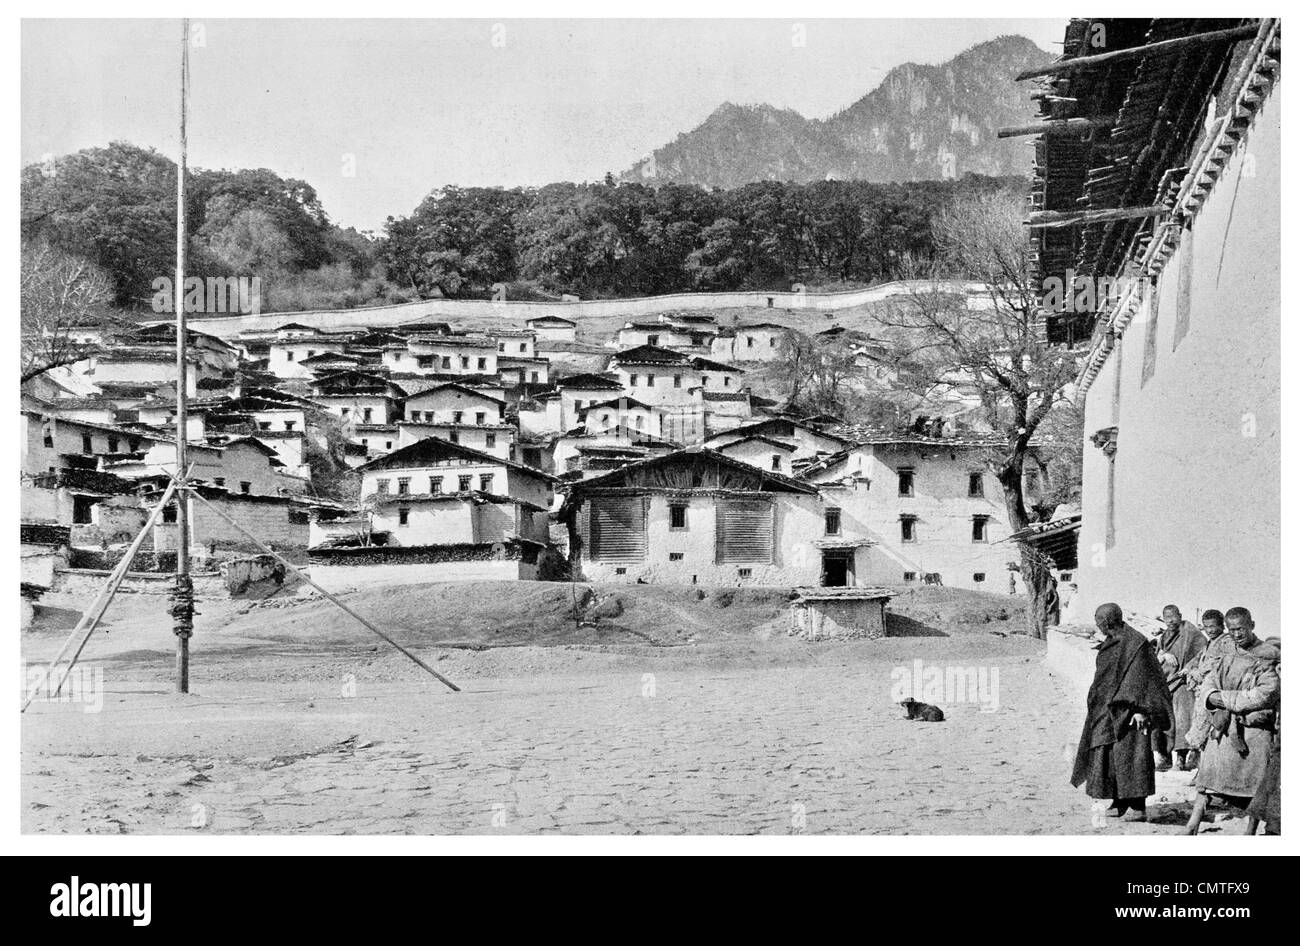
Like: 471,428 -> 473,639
821,549 -> 853,587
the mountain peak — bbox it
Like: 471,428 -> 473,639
622,35 -> 1053,188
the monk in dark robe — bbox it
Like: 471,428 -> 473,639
1154,605 -> 1207,771
1071,603 -> 1174,822
1186,609 -> 1279,835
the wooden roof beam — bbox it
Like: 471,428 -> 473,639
1015,23 -> 1264,81
1026,205 -> 1169,229
999,116 -> 1115,139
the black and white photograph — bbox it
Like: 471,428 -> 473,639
8,5 -> 1288,876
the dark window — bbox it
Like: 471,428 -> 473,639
738,567 -> 753,578
81,434 -> 93,454
397,477 -> 410,495
376,478 -> 390,495
629,374 -> 637,387
458,475 -> 472,491
903,571 -> 916,582
968,472 -> 983,497
485,433 -> 497,448
746,337 -> 755,348
107,437 -> 119,453
285,351 -> 294,361
972,515 -> 989,543
479,473 -> 494,492
430,476 -> 443,494
723,376 -> 731,387
673,375 -> 682,388
530,371 -> 539,382
460,356 -> 469,369
647,335 -> 659,347
973,572 -> 986,583
825,508 -> 842,536
240,481 -> 251,494
475,412 -> 485,425
449,430 -> 459,444
42,426 -> 53,448
398,508 -> 410,526
669,552 -> 684,562
669,503 -> 688,530
646,374 -> 655,388
519,343 -> 526,353
898,469 -> 914,497
259,422 -> 272,430
441,356 -> 451,369
362,407 -> 373,423
162,503 -> 177,524
478,358 -> 487,370
900,515 -> 917,543
72,495 -> 94,524
771,454 -> 782,472
453,411 -> 463,424
284,421 -> 296,431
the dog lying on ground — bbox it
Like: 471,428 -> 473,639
899,698 -> 945,722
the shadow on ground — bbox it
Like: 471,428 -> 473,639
886,614 -> 948,637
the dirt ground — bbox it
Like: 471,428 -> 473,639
21,580 -> 1226,835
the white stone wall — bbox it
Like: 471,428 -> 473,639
1076,89 -> 1280,632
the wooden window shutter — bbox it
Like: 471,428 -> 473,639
715,499 -> 774,564
589,495 -> 647,562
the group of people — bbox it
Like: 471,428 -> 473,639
1070,603 -> 1280,834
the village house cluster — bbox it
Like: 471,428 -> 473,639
22,300 -> 1048,618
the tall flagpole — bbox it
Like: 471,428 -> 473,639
172,17 -> 194,693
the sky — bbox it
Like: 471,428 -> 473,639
22,18 -> 1067,232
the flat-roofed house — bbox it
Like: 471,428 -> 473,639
798,431 -> 1024,591
709,323 -> 788,363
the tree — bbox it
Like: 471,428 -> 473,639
383,186 -> 525,298
21,241 -> 113,382
880,190 -> 1080,639
21,142 -> 176,306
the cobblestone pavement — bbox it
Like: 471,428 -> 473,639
22,645 -> 1212,835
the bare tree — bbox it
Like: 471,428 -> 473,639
21,241 -> 113,382
881,190 -> 1080,639
772,328 -> 903,423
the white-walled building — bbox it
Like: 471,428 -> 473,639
525,315 -> 577,343
1031,18 -> 1280,630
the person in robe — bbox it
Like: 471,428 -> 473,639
1183,610 -> 1235,753
1245,689 -> 1280,837
1185,608 -> 1280,835
1154,605 -> 1207,771
1071,602 -> 1174,823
